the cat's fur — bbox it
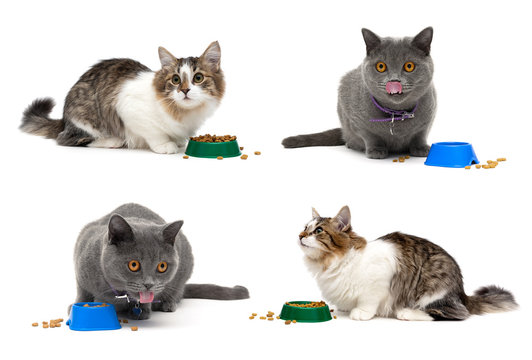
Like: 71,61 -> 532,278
72,203 -> 249,319
299,206 -> 517,321
283,28 -> 436,159
20,42 -> 225,154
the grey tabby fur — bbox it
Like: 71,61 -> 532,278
72,203 -> 249,319
283,27 -> 437,159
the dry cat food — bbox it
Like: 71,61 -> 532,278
190,134 -> 237,143
254,151 -> 261,155
393,155 -> 410,163
285,301 -> 327,308
182,155 -> 189,159
468,157 -> 506,170
240,154 -> 248,160
131,326 -> 138,331
83,303 -> 109,307
217,156 -> 223,160
34,318 -> 64,329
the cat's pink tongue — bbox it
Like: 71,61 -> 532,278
139,291 -> 154,303
386,81 -> 403,94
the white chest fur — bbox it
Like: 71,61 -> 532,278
305,240 -> 398,314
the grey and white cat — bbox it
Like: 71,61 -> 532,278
20,42 -> 225,154
299,206 -> 517,320
283,28 -> 436,159
72,203 -> 249,319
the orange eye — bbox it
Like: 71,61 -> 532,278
404,62 -> 415,72
157,261 -> 168,273
376,62 -> 387,73
128,260 -> 140,272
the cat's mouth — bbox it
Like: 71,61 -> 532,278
139,291 -> 154,303
386,81 -> 403,95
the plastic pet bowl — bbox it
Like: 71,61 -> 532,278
185,140 -> 241,159
66,302 -> 121,331
279,301 -> 332,323
424,142 -> 479,168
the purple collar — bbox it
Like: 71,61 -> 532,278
369,95 -> 418,123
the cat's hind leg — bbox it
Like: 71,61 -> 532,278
424,296 -> 470,321
88,137 -> 125,149
56,121 -> 94,147
396,308 -> 433,321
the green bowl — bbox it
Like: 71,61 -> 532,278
185,140 -> 241,159
279,301 -> 332,323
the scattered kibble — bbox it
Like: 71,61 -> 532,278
260,316 -> 266,320
268,318 -> 274,321
217,156 -> 223,160
475,165 -> 481,169
183,155 -> 189,159
190,134 -> 237,143
254,151 -> 261,155
285,320 -> 291,325
465,166 -> 471,169
497,157 -> 506,162
240,147 -> 244,150
123,319 -> 128,323
334,316 -> 337,319
251,313 -> 257,316
43,324 -> 49,329
131,326 -> 138,331
292,320 -> 297,323
393,159 -> 398,162
249,316 -> 255,319
32,323 -> 38,327
241,154 -> 248,160
405,155 -> 410,159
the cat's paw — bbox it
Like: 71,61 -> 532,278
366,147 -> 388,159
396,308 -> 433,321
349,308 -> 375,321
160,301 -> 178,312
151,141 -> 179,154
409,144 -> 430,157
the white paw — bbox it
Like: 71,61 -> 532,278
88,137 -> 125,149
349,308 -> 375,321
152,142 -> 179,154
396,308 -> 433,321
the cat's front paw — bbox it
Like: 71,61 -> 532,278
409,144 -> 430,157
349,308 -> 375,321
160,301 -> 178,312
366,147 -> 388,159
151,141 -> 179,154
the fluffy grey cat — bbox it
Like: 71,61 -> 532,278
72,203 -> 249,319
20,42 -> 224,154
283,27 -> 436,159
299,206 -> 517,321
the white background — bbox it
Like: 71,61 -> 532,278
1,0 -> 530,359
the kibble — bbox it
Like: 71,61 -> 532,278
465,166 -> 471,169
285,320 -> 291,325
183,155 -> 189,159
131,326 -> 138,331
286,301 -> 327,308
292,320 -> 297,323
254,151 -> 261,155
497,157 -> 506,162
251,313 -> 257,316
217,156 -> 223,160
393,159 -> 398,163
249,316 -> 255,319
32,323 -> 38,327
123,319 -> 129,324
260,316 -> 266,320
190,134 -> 237,143
475,165 -> 481,169
334,316 -> 337,319
268,318 -> 274,321
240,147 -> 244,150
241,154 -> 248,160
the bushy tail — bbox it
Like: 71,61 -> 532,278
184,284 -> 249,300
282,128 -> 345,148
20,98 -> 64,139
466,285 -> 518,315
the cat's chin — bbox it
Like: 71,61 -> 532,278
175,98 -> 203,110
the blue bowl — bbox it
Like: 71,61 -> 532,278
424,142 -> 479,168
66,302 -> 121,331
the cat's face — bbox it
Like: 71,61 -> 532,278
102,215 -> 184,303
299,206 -> 362,262
154,42 -> 225,113
361,28 -> 434,107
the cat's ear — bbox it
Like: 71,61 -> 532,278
158,46 -> 176,68
412,27 -> 433,56
163,220 -> 184,247
312,207 -> 320,219
334,206 -> 351,232
200,41 -> 221,72
108,214 -> 134,245
361,28 -> 381,55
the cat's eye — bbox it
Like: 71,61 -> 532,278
171,75 -> 181,85
157,261 -> 168,273
128,260 -> 140,272
315,227 -> 323,234
376,62 -> 387,73
404,62 -> 415,72
193,73 -> 204,84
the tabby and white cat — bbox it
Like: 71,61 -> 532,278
283,28 -> 436,159
299,206 -> 517,320
20,42 -> 225,154
72,203 -> 249,319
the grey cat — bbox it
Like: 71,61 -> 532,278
72,203 -> 249,319
283,27 -> 436,159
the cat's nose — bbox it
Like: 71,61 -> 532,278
181,88 -> 190,95
299,231 -> 308,240
144,283 -> 154,290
